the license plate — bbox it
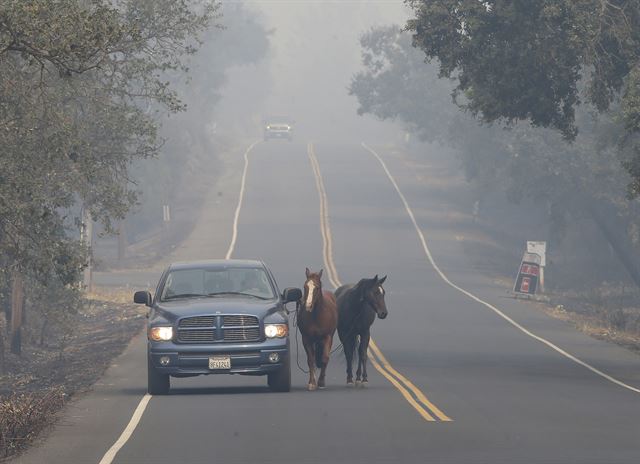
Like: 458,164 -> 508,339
209,356 -> 231,370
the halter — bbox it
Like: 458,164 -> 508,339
362,284 -> 384,316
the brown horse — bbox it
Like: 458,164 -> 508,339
297,268 -> 338,391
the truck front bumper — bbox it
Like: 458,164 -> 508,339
148,338 -> 289,376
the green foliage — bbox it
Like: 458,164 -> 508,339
128,3 -> 271,239
405,0 -> 640,141
623,68 -> 640,133
351,24 -> 640,287
350,26 -> 455,143
405,0 -> 640,196
0,0 -> 217,281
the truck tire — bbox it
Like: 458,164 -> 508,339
267,355 -> 291,392
147,356 -> 170,395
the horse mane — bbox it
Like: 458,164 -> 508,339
352,277 -> 373,301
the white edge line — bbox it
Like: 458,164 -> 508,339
98,140 -> 259,464
361,141 -> 640,395
226,141 -> 260,260
98,394 -> 152,464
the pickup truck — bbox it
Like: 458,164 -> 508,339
134,259 -> 302,394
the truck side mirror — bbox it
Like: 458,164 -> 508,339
133,291 -> 152,306
282,287 -> 302,303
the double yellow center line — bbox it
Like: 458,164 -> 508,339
307,142 -> 451,422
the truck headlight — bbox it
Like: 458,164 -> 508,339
264,324 -> 288,338
149,326 -> 173,341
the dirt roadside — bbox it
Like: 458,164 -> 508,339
1,140 -> 252,461
0,288 -> 145,460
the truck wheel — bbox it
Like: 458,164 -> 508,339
268,355 -> 291,392
148,356 -> 170,395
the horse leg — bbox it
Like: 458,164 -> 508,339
359,332 -> 371,386
317,334 -> 332,389
343,336 -> 355,386
355,335 -> 363,385
302,335 -> 317,391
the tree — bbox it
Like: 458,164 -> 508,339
350,26 -> 456,143
0,0 -> 218,354
127,2 -> 272,241
405,0 -> 640,190
350,25 -> 640,288
0,0 -> 217,274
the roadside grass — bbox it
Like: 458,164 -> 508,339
538,285 -> 640,353
0,388 -> 65,460
0,287 -> 145,460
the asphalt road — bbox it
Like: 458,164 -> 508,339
15,140 -> 640,464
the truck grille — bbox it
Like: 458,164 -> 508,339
176,314 -> 261,343
179,316 -> 216,328
222,315 -> 258,327
223,327 -> 261,342
177,329 -> 215,343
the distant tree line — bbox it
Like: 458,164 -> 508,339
406,0 -> 640,183
0,0 -> 218,370
350,0 -> 640,291
126,3 -> 271,244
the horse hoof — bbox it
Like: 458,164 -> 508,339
346,381 -> 354,388
355,380 -> 362,388
360,381 -> 368,388
318,385 -> 326,390
307,384 -> 317,391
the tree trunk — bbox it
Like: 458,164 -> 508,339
117,219 -> 127,264
10,272 -> 24,355
587,201 -> 640,289
39,315 -> 49,347
81,207 -> 93,291
0,313 -> 5,374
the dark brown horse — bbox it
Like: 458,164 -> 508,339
297,268 -> 338,391
336,275 -> 388,387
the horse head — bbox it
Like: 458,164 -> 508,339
358,274 -> 388,319
303,267 -> 324,312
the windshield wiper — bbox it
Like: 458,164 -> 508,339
207,291 -> 269,300
163,293 -> 207,301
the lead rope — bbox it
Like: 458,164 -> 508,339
289,295 -> 368,372
329,299 -> 366,356
290,299 -> 309,374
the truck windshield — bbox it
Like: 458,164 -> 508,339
160,267 -> 275,301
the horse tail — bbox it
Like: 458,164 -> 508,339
341,335 -> 358,362
315,342 -> 324,368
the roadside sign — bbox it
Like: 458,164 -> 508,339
513,252 -> 541,296
526,241 -> 546,266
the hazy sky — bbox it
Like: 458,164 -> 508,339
219,1 -> 410,141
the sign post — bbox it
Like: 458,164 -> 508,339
162,205 -> 171,224
81,207 -> 93,292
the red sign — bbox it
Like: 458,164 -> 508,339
513,254 -> 540,296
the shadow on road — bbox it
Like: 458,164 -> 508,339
163,384 -> 350,395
